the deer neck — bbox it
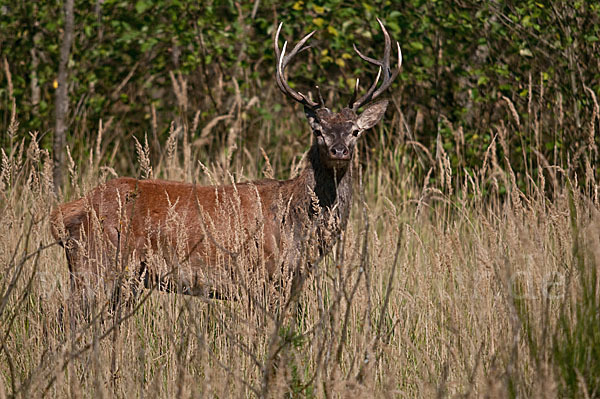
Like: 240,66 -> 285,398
300,144 -> 353,223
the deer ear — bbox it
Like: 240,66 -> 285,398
356,100 -> 389,131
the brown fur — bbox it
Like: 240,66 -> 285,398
50,103 -> 389,299
51,172 -> 306,296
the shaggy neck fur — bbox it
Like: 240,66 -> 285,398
295,143 -> 353,231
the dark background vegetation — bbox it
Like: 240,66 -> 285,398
1,0 -> 599,193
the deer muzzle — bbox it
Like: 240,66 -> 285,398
329,145 -> 351,161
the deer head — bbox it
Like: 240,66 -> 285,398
274,19 -> 402,170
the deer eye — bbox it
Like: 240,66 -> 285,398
351,128 -> 360,137
313,128 -> 323,137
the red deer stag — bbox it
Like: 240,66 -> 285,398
50,19 -> 402,302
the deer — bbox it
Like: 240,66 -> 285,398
50,19 -> 402,306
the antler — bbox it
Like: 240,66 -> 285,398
274,22 -> 323,109
349,18 -> 402,111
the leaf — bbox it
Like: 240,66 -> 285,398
292,1 -> 304,11
313,18 -> 325,28
387,21 -> 400,32
313,5 -> 325,14
519,48 -> 533,57
327,26 -> 338,36
410,41 -> 424,51
135,0 -> 151,14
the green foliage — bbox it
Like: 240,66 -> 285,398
0,0 -> 598,182
278,325 -> 314,397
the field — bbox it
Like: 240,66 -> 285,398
1,3 -> 600,398
2,94 -> 600,398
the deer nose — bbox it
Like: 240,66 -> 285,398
330,145 -> 350,159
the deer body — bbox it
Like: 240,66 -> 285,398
51,142 -> 354,295
51,19 -> 401,299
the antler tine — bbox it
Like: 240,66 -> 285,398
274,22 -> 284,65
379,18 -> 391,74
348,66 -> 382,110
315,85 -> 326,108
274,22 -> 320,109
372,41 -> 402,99
350,19 -> 402,111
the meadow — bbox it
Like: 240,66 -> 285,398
1,2 -> 600,397
2,79 -> 600,397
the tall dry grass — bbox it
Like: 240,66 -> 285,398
1,78 -> 600,399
